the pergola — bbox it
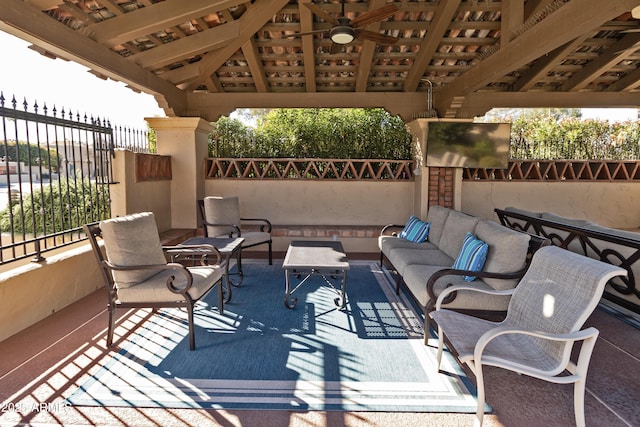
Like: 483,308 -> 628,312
1,0 -> 640,122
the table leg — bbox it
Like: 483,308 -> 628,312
217,274 -> 224,314
333,270 -> 347,309
228,248 -> 244,287
223,254 -> 233,303
284,269 -> 297,309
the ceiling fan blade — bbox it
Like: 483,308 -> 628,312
304,2 -> 340,26
622,28 -> 640,33
355,29 -> 399,45
284,29 -> 328,38
350,4 -> 398,28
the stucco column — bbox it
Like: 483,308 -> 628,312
406,119 -> 429,219
145,117 -> 213,229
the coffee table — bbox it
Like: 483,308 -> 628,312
282,240 -> 350,309
172,237 -> 244,307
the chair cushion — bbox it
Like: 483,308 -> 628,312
100,212 -> 167,288
398,216 -> 431,243
203,196 -> 241,237
451,232 -> 489,281
117,265 -> 223,303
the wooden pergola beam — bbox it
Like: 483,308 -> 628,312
435,0 -> 640,117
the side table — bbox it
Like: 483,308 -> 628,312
173,237 -> 244,306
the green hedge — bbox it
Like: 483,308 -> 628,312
210,108 -> 412,159
213,108 -> 639,161
508,113 -> 640,160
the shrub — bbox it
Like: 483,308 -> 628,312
0,179 -> 109,235
210,108 -> 412,159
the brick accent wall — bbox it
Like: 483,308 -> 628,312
270,225 -> 381,239
428,167 -> 455,208
191,225 -> 382,240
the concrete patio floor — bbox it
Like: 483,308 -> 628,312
0,255 -> 638,427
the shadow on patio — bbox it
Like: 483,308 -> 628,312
0,255 -> 638,427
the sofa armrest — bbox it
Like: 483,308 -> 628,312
102,260 -> 195,295
425,266 -> 529,310
434,284 -> 515,310
381,223 -> 405,236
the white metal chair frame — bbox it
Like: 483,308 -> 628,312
430,246 -> 626,427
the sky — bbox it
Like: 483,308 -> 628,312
0,30 -> 165,129
0,30 -> 637,127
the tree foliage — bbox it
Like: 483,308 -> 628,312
211,107 -> 640,161
506,112 -> 640,160
0,141 -> 59,171
210,108 -> 412,159
480,109 -> 639,160
0,178 -> 109,234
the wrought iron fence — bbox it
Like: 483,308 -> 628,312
0,92 -> 151,265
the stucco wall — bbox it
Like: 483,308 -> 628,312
204,179 -> 414,252
110,149 -> 173,232
0,243 -> 102,342
461,181 -> 640,228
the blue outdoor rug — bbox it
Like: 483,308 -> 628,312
68,260 -> 481,412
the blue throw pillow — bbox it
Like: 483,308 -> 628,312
452,232 -> 489,281
399,216 -> 431,243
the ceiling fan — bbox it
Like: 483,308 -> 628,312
290,1 -> 399,53
621,7 -> 640,32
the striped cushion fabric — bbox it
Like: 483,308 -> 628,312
452,232 -> 489,281
399,216 -> 431,243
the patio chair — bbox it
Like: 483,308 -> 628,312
84,212 -> 224,351
198,196 -> 273,264
430,245 -> 626,427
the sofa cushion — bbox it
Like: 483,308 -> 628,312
100,212 -> 167,288
505,207 -> 541,218
587,225 -> 640,242
539,212 -> 593,252
379,235 -> 438,259
425,205 -> 451,247
502,207 -> 540,234
388,247 -> 454,276
541,212 -> 594,228
398,216 -> 431,243
402,264 -> 511,311
438,210 -> 480,259
475,220 -> 531,290
451,232 -> 488,281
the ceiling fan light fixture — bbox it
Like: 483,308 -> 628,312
633,6 -> 640,19
330,25 -> 356,44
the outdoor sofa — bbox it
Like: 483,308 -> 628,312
495,207 -> 640,313
379,205 -> 545,342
